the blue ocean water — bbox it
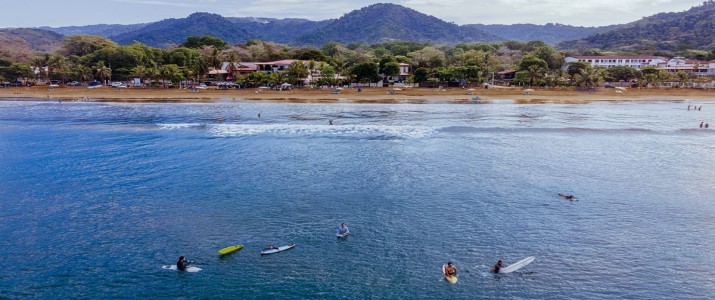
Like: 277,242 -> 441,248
1,100 -> 714,299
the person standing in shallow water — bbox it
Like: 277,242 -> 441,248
700,122 -> 704,128
706,123 -> 710,128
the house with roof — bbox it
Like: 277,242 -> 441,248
563,56 -> 667,69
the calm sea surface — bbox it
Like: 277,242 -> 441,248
1,100 -> 714,299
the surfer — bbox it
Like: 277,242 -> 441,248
176,256 -> 192,271
329,119 -> 333,125
444,261 -> 457,277
490,260 -> 503,273
558,193 -> 575,200
264,244 -> 278,251
337,223 -> 350,236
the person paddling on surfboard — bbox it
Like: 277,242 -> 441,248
558,193 -> 575,200
490,260 -> 503,273
444,261 -> 457,277
337,223 -> 350,236
176,256 -> 193,271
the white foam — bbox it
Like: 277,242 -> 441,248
157,123 -> 203,130
207,124 -> 436,139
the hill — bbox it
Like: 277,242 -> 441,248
0,28 -> 64,63
227,17 -> 332,44
294,3 -> 502,45
559,1 -> 715,51
113,12 -> 251,47
467,23 -> 619,44
40,23 -> 149,38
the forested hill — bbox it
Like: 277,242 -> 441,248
0,28 -> 64,63
41,24 -> 149,39
559,1 -> 715,51
468,23 -> 619,44
112,13 -> 251,47
226,17 -> 333,45
294,3 -> 502,45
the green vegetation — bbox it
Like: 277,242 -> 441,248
1,30 -> 712,89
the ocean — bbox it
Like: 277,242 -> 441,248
1,100 -> 714,299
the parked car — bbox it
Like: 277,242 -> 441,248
195,83 -> 208,90
604,83 -> 615,88
67,81 -> 81,86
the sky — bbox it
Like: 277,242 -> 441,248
1,0 -> 705,28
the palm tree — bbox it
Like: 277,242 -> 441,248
73,65 -> 93,83
94,61 -> 112,85
224,51 -> 240,80
48,55 -> 70,83
130,65 -> 148,86
30,55 -> 50,82
574,68 -> 603,89
286,61 -> 309,86
525,64 -> 546,86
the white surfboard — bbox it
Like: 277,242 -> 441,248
499,256 -> 535,274
162,265 -> 202,272
260,244 -> 296,255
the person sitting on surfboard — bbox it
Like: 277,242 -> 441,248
337,223 -> 350,236
444,261 -> 457,277
264,245 -> 278,251
558,193 -> 575,200
490,260 -> 503,273
176,256 -> 192,271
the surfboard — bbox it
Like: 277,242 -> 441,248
336,232 -> 349,239
162,265 -> 202,272
442,265 -> 458,284
499,256 -> 535,274
260,244 -> 296,255
218,245 -> 243,255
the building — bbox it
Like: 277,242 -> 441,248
563,56 -> 667,69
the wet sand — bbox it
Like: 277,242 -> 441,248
1,85 -> 713,103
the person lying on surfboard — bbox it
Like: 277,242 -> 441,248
444,261 -> 457,277
490,260 -> 503,273
337,223 -> 350,236
558,193 -> 575,200
176,256 -> 193,271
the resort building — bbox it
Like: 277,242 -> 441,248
563,56 -> 667,69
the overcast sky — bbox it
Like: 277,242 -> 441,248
2,0 -> 704,28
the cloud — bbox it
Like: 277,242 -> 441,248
109,0 -> 197,7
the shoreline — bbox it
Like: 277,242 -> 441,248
1,86 -> 713,104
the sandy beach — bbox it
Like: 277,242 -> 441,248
1,85 -> 713,103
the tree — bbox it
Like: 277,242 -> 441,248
246,71 -> 268,87
62,35 -> 116,57
525,64 -> 546,86
319,64 -> 336,86
566,62 -> 590,80
383,62 -> 400,82
73,64 -> 93,83
518,56 -> 548,72
159,64 -> 183,87
349,62 -> 379,85
94,61 -> 112,84
224,51 -> 241,80
285,61 -> 309,85
407,47 -> 446,68
604,66 -> 640,82
180,36 -> 228,50
573,68 -> 603,88
30,55 -> 50,81
268,72 -> 285,87
412,67 -> 429,83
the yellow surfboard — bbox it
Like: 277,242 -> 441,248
218,245 -> 244,255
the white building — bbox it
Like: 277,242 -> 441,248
563,56 -> 667,69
